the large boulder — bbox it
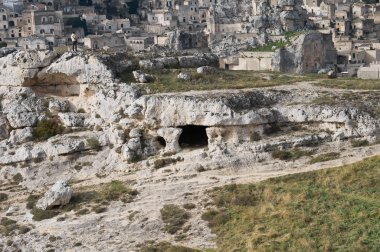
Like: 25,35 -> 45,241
36,181 -> 73,210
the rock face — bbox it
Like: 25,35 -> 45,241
36,181 -> 73,210
273,32 -> 337,73
0,50 -> 57,86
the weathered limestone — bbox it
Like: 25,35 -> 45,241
0,50 -> 57,86
36,181 -> 73,210
58,112 -> 87,127
157,127 -> 183,153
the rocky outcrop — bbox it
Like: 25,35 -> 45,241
273,32 -> 337,73
0,50 -> 57,86
36,181 -> 73,210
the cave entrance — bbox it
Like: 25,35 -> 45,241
179,125 -> 208,148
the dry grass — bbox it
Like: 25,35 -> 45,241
202,156 -> 380,251
121,69 -> 320,93
28,180 -> 137,221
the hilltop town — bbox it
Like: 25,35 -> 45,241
0,0 -> 380,77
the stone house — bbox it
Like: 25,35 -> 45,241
99,18 -> 130,33
21,8 -> 64,37
83,33 -> 126,50
125,36 -> 154,51
0,5 -> 23,41
358,62 -> 380,79
17,35 -> 50,50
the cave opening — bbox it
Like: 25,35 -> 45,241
179,125 -> 208,148
156,136 -> 166,147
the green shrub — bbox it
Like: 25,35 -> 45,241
263,123 -> 281,135
0,193 -> 8,202
250,131 -> 262,141
138,241 -> 200,252
351,139 -> 369,148
33,119 -> 64,141
101,180 -> 138,203
12,173 -> 23,184
309,152 -> 340,164
183,203 -> 196,210
87,138 -> 101,151
160,204 -> 190,234
272,149 -> 313,161
153,158 -> 177,169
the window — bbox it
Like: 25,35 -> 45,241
121,24 -> 123,28
49,16 -> 54,22
2,15 -> 6,21
41,17 -> 46,23
50,29 -> 54,33
40,29 -> 45,34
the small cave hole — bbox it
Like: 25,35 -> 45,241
156,136 -> 166,147
179,125 -> 208,148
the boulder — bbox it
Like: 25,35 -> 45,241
7,112 -> 38,128
9,127 -> 33,144
132,70 -> 155,83
36,181 -> 73,210
58,112 -> 86,127
327,70 -> 337,79
177,72 -> 191,81
157,127 -> 183,153
197,66 -> 216,74
49,100 -> 69,113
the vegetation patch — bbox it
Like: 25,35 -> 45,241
87,137 -> 101,151
0,193 -> 8,202
28,180 -> 137,221
160,204 -> 190,234
0,217 -> 31,236
33,119 -> 65,141
351,139 -> 370,148
317,78 -> 380,90
272,148 -> 314,161
122,69 -> 320,93
137,241 -> 200,252
309,152 -> 340,164
153,158 -> 178,169
202,156 -> 380,251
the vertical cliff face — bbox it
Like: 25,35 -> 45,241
272,32 -> 337,74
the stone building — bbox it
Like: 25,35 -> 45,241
83,33 -> 126,50
21,7 -> 64,37
126,36 -> 153,51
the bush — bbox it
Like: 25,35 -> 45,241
87,138 -> 101,151
153,158 -> 177,169
272,149 -> 313,161
101,180 -> 138,203
309,152 -> 340,164
12,173 -> 23,184
351,139 -> 369,148
33,119 -> 64,141
183,203 -> 196,210
0,193 -> 8,202
160,204 -> 190,234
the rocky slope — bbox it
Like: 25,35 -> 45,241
0,50 -> 380,251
